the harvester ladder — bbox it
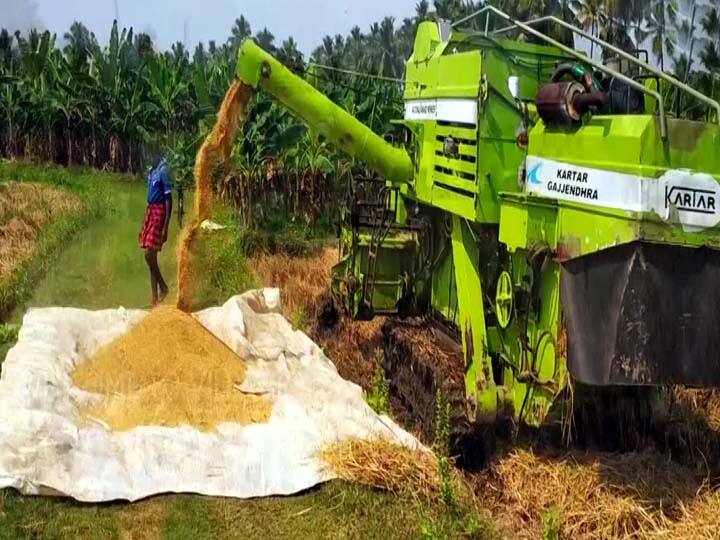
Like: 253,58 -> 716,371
361,186 -> 396,315
452,5 -> 720,139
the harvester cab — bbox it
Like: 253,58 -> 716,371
236,5 -> 720,440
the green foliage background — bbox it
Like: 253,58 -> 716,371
0,0 -> 718,227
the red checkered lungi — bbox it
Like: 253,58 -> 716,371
139,203 -> 166,251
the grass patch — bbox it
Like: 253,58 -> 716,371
235,207 -> 336,258
188,226 -> 258,310
0,482 -> 498,540
163,496 -> 216,540
0,176 -> 499,539
239,228 -> 319,257
206,481 -> 494,540
0,323 -> 18,366
116,498 -> 165,540
365,353 -> 390,415
0,490 -> 119,540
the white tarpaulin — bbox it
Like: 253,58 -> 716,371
0,289 -> 419,502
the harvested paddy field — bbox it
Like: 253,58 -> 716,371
253,246 -> 720,540
0,181 -> 80,285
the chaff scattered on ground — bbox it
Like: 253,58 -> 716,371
246,218 -> 720,540
250,246 -> 337,321
250,246 -> 385,392
475,447 -> 716,540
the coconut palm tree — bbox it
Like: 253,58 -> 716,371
416,1 -> 430,20
571,0 -> 606,59
600,0 -> 637,52
674,0 -> 699,82
344,26 -> 367,72
255,28 -> 276,53
228,16 -> 252,51
700,7 -> 720,73
312,34 -> 345,69
432,0 -> 468,21
277,37 -> 303,72
645,0 -> 678,71
368,18 -> 404,78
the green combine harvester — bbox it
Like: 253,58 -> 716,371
237,7 -> 720,460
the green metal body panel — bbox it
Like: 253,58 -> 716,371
402,29 -> 571,225
529,116 -> 720,177
501,117 -> 720,259
236,23 -> 720,430
449,215 -> 494,421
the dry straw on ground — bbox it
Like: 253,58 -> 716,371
0,182 -> 80,283
674,388 -> 720,431
477,447 -> 718,540
177,81 -> 252,312
319,439 -> 440,498
250,246 -> 337,320
116,498 -> 166,540
73,306 -> 271,431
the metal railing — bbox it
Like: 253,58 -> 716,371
452,6 -> 720,138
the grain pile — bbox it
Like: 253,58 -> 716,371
73,306 -> 271,431
177,81 -> 252,312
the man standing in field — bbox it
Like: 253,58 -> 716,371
139,157 -> 173,306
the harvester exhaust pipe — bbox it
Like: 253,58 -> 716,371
236,40 -> 414,184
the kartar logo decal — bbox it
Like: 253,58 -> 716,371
664,185 -> 716,214
659,170 -> 720,231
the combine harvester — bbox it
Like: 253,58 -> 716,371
236,7 -> 720,460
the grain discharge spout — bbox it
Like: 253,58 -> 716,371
236,40 -> 414,185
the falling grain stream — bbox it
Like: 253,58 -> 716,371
176,81 -> 252,312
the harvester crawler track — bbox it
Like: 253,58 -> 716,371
382,318 -> 492,469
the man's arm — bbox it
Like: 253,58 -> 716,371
161,166 -> 173,244
163,194 -> 173,244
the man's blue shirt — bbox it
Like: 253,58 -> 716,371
147,160 -> 173,204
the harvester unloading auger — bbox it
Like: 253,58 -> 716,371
235,7 -> 720,454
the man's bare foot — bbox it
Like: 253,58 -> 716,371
158,286 -> 169,303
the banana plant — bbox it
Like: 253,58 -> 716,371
145,53 -> 194,141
